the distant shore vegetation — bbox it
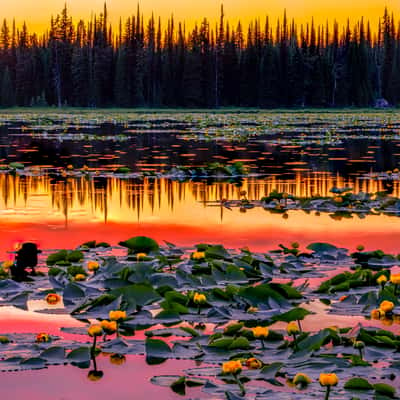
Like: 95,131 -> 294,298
0,5 -> 399,109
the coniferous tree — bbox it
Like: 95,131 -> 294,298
382,8 -> 395,102
0,5 -> 397,108
0,66 -> 15,107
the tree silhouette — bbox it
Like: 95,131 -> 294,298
0,4 -> 398,108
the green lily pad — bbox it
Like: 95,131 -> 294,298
119,236 -> 159,254
344,377 -> 374,390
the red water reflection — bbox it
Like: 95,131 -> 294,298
1,215 -> 400,259
0,173 -> 399,398
0,174 -> 400,257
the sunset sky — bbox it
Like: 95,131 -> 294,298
2,0 -> 400,33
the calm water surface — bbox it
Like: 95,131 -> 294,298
1,175 -> 400,258
1,114 -> 400,399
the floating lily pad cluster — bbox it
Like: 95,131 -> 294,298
0,237 -> 399,398
209,187 -> 400,220
2,110 -> 400,147
0,161 -> 252,184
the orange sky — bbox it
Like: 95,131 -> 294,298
1,0 -> 399,33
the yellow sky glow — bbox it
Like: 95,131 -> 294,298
1,0 -> 400,34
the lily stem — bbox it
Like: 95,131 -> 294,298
324,385 -> 331,400
92,354 -> 98,371
233,374 -> 246,396
292,332 -> 298,351
91,336 -> 97,355
297,319 -> 303,332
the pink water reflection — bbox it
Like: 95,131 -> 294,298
0,174 -> 399,398
0,356 -> 201,400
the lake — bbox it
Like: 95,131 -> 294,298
0,110 -> 400,399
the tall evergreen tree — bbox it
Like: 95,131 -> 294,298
0,66 -> 15,107
0,5 -> 396,108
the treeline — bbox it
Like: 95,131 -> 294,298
0,4 -> 399,108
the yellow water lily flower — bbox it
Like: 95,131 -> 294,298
287,321 -> 300,335
222,360 -> 242,374
88,324 -> 103,337
246,357 -> 263,369
370,308 -> 383,319
390,274 -> 400,285
377,275 -> 388,285
379,300 -> 395,313
45,293 -> 61,305
136,253 -> 147,260
87,261 -> 100,272
101,320 -> 117,335
251,326 -> 269,339
319,373 -> 338,387
36,333 -> 50,343
293,373 -> 312,386
286,378 -> 296,388
193,292 -> 207,305
109,310 -> 127,321
353,341 -> 365,349
192,251 -> 206,261
74,274 -> 86,281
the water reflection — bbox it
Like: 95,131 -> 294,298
1,173 -> 400,255
1,116 -> 399,399
2,126 -> 400,177
1,173 -> 400,225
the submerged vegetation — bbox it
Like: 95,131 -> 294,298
0,237 -> 399,398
